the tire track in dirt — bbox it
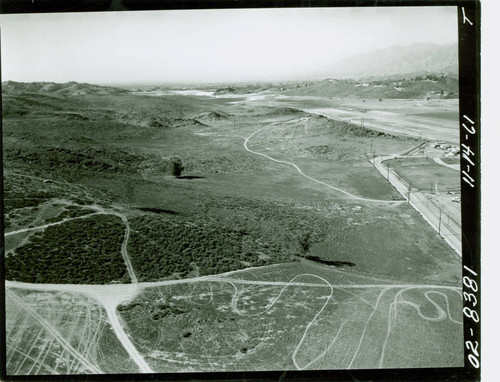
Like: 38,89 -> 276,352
6,289 -> 103,374
378,287 -> 462,368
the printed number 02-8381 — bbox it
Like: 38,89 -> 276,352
462,269 -> 480,369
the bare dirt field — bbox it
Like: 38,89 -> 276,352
117,263 -> 463,372
6,288 -> 139,374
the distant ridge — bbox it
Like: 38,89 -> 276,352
2,81 -> 127,96
320,43 -> 458,79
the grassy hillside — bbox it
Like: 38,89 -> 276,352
3,81 -> 459,285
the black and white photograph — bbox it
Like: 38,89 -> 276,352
0,2 -> 480,380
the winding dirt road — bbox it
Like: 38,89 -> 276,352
115,213 -> 138,284
243,124 -> 404,204
195,119 -> 404,204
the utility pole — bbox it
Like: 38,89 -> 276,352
407,186 -> 411,203
387,164 -> 390,180
370,140 -> 373,157
438,209 -> 442,235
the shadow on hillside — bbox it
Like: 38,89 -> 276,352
138,207 -> 179,215
304,255 -> 356,267
177,175 -> 206,180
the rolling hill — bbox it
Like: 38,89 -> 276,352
2,80 -> 127,96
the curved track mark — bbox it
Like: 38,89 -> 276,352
378,287 -> 462,368
291,274 -> 334,370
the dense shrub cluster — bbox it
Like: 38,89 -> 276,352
205,196 -> 328,250
128,215 -> 269,280
4,198 -> 45,211
4,146 -> 149,174
5,215 -> 128,284
127,195 -> 330,281
118,300 -> 185,321
3,176 -> 55,212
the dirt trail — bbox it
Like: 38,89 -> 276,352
243,123 -> 403,204
5,212 -> 105,236
102,300 -> 152,373
114,213 -> 138,284
6,201 -> 148,372
27,203 -> 50,228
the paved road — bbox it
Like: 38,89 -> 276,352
371,155 -> 461,256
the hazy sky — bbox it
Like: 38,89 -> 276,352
0,7 -> 458,84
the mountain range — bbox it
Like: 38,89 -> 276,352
318,42 -> 458,79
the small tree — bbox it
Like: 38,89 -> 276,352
171,158 -> 184,177
298,232 -> 312,254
